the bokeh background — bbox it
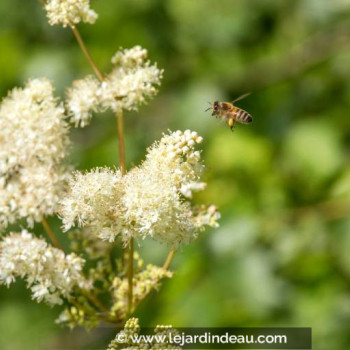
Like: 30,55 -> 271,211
1,0 -> 350,349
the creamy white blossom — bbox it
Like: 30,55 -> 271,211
193,205 -> 221,228
143,129 -> 205,197
0,78 -> 70,229
65,47 -> 162,128
98,46 -> 163,113
60,131 -> 219,247
0,164 -> 70,229
120,166 -> 195,246
119,130 -> 207,246
0,230 -> 86,305
0,78 -> 69,172
45,0 -> 98,27
59,168 -> 124,242
111,46 -> 148,67
180,182 -> 207,198
66,75 -> 101,127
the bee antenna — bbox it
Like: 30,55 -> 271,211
205,106 -> 212,112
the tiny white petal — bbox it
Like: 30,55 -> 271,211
0,231 -> 86,306
45,0 -> 98,27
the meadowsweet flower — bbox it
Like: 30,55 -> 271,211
144,129 -> 205,197
0,78 -> 70,229
193,205 -> 221,228
180,182 -> 207,198
45,0 -> 98,27
66,75 -> 101,127
59,168 -> 124,242
98,46 -> 163,113
0,78 -> 68,171
0,164 -> 70,229
121,166 -> 196,246
0,230 -> 86,305
120,130 -> 207,246
111,46 -> 148,67
65,47 -> 162,127
59,131 -> 219,247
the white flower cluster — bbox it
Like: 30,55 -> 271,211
193,205 -> 221,229
0,78 -> 70,229
60,130 -> 219,247
121,130 -> 206,246
99,46 -> 163,113
65,75 -> 100,127
65,46 -> 163,127
45,0 -> 98,27
60,168 -> 124,242
0,230 -> 86,305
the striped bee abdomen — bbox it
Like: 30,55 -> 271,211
233,107 -> 253,124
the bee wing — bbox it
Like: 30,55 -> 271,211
214,113 -> 231,125
220,102 -> 233,111
232,92 -> 251,104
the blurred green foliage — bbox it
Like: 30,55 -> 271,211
1,0 -> 350,349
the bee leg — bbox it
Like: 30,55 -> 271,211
228,118 -> 235,131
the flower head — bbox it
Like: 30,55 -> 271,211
59,131 -> 219,248
111,46 -> 148,67
59,168 -> 124,242
0,78 -> 70,229
45,0 -> 98,27
65,46 -> 162,128
0,164 -> 70,229
98,46 -> 163,113
0,78 -> 68,172
119,130 -> 207,246
0,230 -> 86,305
65,75 -> 101,127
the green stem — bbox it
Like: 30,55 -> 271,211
70,25 -> 105,82
42,217 -> 63,250
116,111 -> 126,174
127,238 -> 134,315
163,249 -> 176,270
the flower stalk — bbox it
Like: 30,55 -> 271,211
127,238 -> 134,315
83,290 -> 109,314
163,249 -> 176,270
42,217 -> 63,250
116,111 -> 126,175
70,25 -> 105,82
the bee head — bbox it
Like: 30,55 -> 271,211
212,101 -> 219,116
205,101 -> 220,115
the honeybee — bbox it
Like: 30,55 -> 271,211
206,93 -> 252,131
